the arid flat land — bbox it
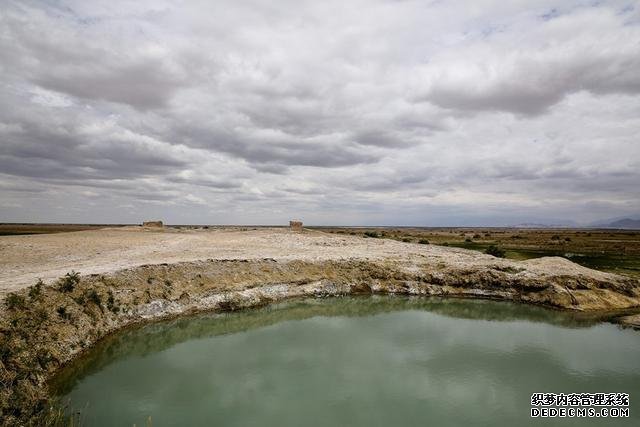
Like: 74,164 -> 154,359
0,223 -> 114,236
0,225 -> 470,294
1,225 -> 640,295
316,227 -> 640,278
0,224 -> 638,311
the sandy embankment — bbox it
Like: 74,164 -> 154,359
1,226 -> 639,308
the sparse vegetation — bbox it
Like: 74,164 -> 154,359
87,289 -> 102,308
28,279 -> 44,301
5,292 -> 26,310
57,306 -> 71,320
418,239 -> 430,244
363,231 -> 380,238
107,290 -> 120,313
73,294 -> 86,305
318,227 -> 640,278
58,271 -> 80,293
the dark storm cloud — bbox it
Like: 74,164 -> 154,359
352,130 -> 414,148
34,61 -> 184,111
424,52 -> 640,116
0,115 -> 188,181
167,175 -> 242,189
167,125 -> 379,168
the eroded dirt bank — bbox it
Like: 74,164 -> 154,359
1,228 -> 640,424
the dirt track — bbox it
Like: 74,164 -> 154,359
0,226 -> 450,293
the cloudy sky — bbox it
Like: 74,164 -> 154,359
1,0 -> 639,226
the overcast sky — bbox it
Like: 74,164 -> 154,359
1,0 -> 639,226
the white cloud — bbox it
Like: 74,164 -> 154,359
0,0 -> 638,225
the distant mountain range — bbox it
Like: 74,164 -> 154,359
510,216 -> 640,230
591,218 -> 640,229
511,222 -> 577,229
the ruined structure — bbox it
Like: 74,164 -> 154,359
289,220 -> 303,232
142,220 -> 164,228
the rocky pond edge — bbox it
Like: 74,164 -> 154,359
1,257 -> 640,425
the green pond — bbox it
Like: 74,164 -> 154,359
52,297 -> 640,426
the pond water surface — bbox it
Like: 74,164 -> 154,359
53,296 -> 640,426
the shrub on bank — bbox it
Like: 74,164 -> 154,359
57,271 -> 80,293
485,245 -> 506,258
5,293 -> 26,310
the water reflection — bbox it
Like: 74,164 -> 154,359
52,296 -> 640,427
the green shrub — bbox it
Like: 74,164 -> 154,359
465,238 -> 472,243
363,231 -> 380,238
87,289 -> 102,307
5,293 -> 26,310
551,235 -> 561,240
58,271 -> 80,293
73,294 -> 86,305
106,290 -> 119,313
473,234 -> 481,239
28,279 -> 44,301
485,245 -> 506,258
418,239 -> 430,244
401,237 -> 412,243
56,306 -> 71,320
